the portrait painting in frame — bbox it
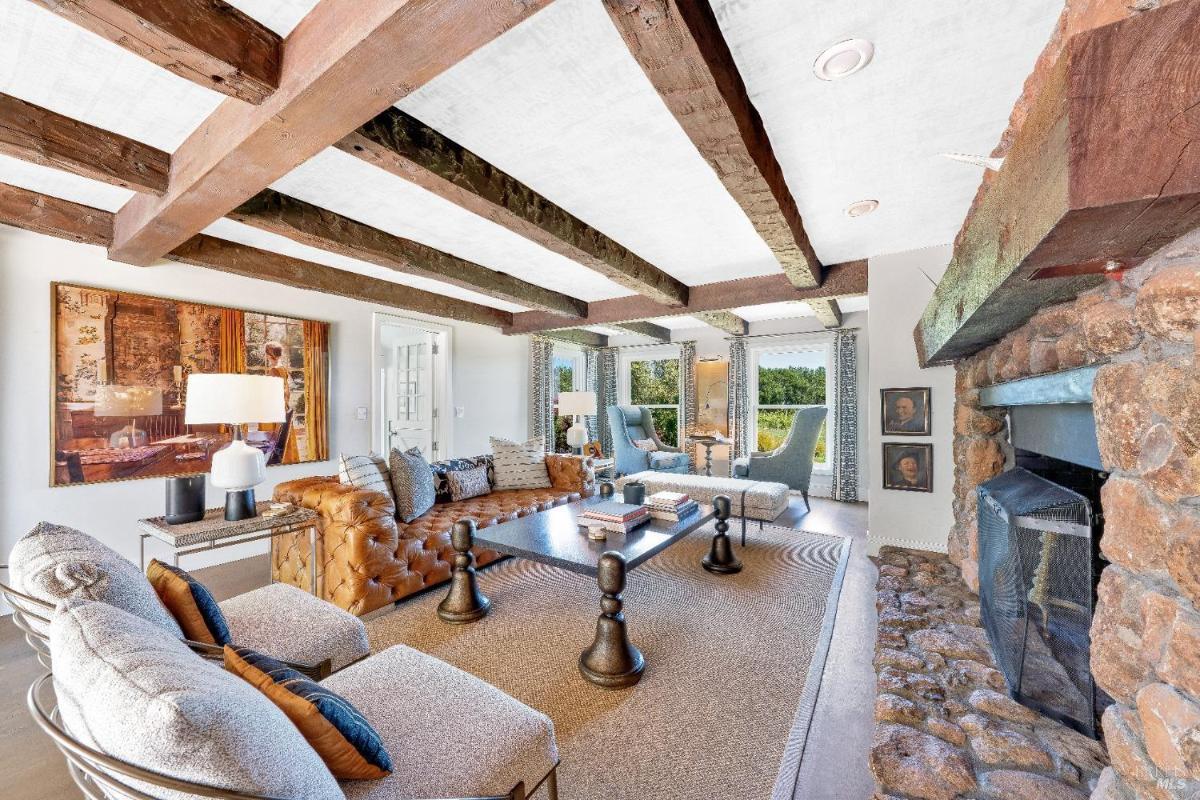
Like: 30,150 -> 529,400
881,386 -> 931,436
882,443 -> 934,492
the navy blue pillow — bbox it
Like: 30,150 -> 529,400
146,559 -> 231,646
225,645 -> 392,780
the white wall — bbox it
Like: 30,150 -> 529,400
866,245 -> 956,554
0,225 -> 528,577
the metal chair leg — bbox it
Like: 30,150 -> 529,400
802,491 -> 810,512
545,766 -> 559,800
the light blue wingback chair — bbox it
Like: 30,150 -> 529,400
733,406 -> 827,510
607,405 -> 691,476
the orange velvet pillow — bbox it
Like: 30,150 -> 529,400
145,559 -> 230,645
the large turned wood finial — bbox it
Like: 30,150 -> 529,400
703,493 -> 742,574
437,519 -> 491,624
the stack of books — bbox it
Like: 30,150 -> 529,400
580,501 -> 651,534
645,491 -> 698,521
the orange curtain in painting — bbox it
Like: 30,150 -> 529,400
303,320 -> 329,462
218,309 -> 246,373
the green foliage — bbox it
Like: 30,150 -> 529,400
554,364 -> 574,394
630,359 -> 679,405
649,408 -> 679,448
756,409 -> 826,463
757,366 -> 826,405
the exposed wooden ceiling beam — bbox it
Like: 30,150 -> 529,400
615,321 -> 672,341
604,0 -> 822,289
0,94 -> 169,194
505,260 -> 867,335
0,182 -> 112,245
168,235 -> 512,328
915,1 -> 1200,365
29,0 -> 282,104
339,108 -> 690,308
227,191 -> 586,319
809,299 -> 843,329
105,0 -> 554,265
543,329 -> 608,348
695,311 -> 748,336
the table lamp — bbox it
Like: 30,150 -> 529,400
558,391 -> 597,455
185,374 -> 284,521
94,385 -> 162,448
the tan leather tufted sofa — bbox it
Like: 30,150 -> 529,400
272,454 -> 595,617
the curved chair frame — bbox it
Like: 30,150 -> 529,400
0,566 -> 331,680
29,673 -> 558,800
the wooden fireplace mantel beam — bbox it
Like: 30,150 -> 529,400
914,0 -> 1200,366
103,0 -> 555,265
604,0 -> 823,289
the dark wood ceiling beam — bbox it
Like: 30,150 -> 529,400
614,321 -> 672,341
29,0 -> 282,104
505,260 -> 867,335
915,1 -> 1200,365
543,329 -> 609,348
809,299 -> 843,329
604,0 -> 822,289
227,190 -> 586,318
339,108 -> 690,307
695,311 -> 749,336
106,0 -> 554,265
0,94 -> 169,194
0,182 -> 112,245
168,235 -> 512,328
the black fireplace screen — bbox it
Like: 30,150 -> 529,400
978,467 -> 1104,737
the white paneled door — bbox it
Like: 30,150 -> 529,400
375,316 -> 447,460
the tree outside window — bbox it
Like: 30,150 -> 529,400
629,358 -> 679,446
552,352 -> 578,453
755,350 -> 827,463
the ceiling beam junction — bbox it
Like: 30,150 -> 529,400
808,299 -> 843,329
614,320 -> 672,341
542,329 -> 609,348
695,311 -> 749,336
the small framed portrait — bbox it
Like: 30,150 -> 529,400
881,387 -> 931,436
883,443 -> 933,493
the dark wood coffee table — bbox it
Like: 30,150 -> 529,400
435,494 -> 731,688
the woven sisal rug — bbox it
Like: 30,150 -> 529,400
366,522 -> 849,800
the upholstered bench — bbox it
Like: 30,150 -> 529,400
616,471 -> 790,544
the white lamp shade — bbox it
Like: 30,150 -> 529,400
93,385 -> 162,417
557,391 -> 597,417
185,373 -> 285,425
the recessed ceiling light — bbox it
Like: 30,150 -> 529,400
845,199 -> 879,218
813,39 -> 874,81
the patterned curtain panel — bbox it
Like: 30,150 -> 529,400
831,330 -> 860,502
583,347 -> 600,441
727,337 -> 749,467
678,341 -> 697,472
528,336 -> 555,452
597,347 -> 619,457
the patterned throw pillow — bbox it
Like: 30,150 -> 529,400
490,437 -> 552,490
145,559 -> 231,645
447,465 -> 491,502
388,447 -> 436,523
224,645 -> 392,780
338,453 -> 394,502
429,455 -> 494,504
633,438 -> 658,452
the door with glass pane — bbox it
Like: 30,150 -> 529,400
378,320 -> 442,459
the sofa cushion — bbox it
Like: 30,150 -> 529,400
322,645 -> 557,800
649,451 -> 685,469
430,455 -> 494,504
225,645 -> 392,781
490,437 -> 551,490
447,465 -> 491,502
50,599 -> 344,800
9,521 -> 182,638
389,447 -> 436,523
146,559 -> 231,646
219,582 -> 369,671
633,438 -> 658,452
339,453 -> 393,502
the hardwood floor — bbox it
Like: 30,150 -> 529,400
0,495 -> 875,799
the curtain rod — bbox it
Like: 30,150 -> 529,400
723,327 -> 860,342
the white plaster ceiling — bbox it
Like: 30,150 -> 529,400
225,0 -> 318,37
0,153 -> 133,211
399,0 -> 783,287
648,316 -> 707,330
712,0 -> 1061,264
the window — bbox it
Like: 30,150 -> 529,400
552,347 -> 584,453
751,346 -> 831,468
628,357 -> 680,447
244,312 -> 307,454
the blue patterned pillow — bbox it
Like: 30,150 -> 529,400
146,559 -> 231,645
225,645 -> 392,780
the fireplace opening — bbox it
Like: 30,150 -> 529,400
977,451 -> 1112,738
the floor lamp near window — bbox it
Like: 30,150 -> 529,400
559,391 -> 597,455
185,374 -> 284,521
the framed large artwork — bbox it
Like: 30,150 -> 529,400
52,283 -> 330,487
881,386 -> 931,436
695,358 -> 730,437
882,443 -> 933,492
